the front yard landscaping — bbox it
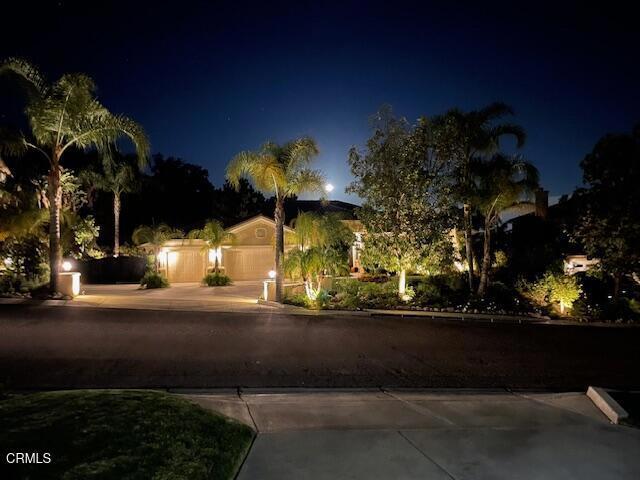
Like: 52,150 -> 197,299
0,390 -> 254,480
284,272 -> 640,323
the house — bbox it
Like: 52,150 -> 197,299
155,215 -> 296,282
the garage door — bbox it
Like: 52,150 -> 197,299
167,250 -> 206,283
223,247 -> 274,280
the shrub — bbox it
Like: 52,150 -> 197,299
203,273 -> 232,286
518,271 -> 582,315
140,272 -> 169,289
329,278 -> 400,309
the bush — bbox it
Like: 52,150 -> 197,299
203,273 -> 232,286
517,271 -> 582,315
329,278 -> 400,309
140,272 -> 169,289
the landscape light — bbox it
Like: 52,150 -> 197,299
325,183 -> 334,193
3,257 -> 13,267
62,261 -> 73,272
268,270 -> 276,279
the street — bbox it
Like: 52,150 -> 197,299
0,304 -> 638,390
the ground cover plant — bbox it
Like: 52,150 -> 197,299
0,390 -> 254,480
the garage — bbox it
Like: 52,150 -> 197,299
152,215 -> 296,283
223,247 -> 274,281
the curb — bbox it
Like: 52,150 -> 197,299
587,386 -> 629,424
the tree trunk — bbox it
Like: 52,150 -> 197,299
113,193 -> 121,257
613,273 -> 621,299
398,269 -> 407,298
214,255 -> 219,274
274,197 -> 285,302
48,156 -> 62,294
463,202 -> 475,291
478,218 -> 492,297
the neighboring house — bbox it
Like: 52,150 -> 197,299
564,254 -> 599,275
155,215 -> 296,282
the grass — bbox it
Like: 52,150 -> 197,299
0,390 -> 254,479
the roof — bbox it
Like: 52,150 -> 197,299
225,214 -> 295,234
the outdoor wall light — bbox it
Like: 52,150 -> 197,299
62,261 -> 73,272
268,270 -> 276,279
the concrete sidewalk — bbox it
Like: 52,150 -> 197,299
183,390 -> 640,480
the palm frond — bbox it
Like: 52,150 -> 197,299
490,123 -> 527,149
0,57 -> 48,98
284,136 -> 319,170
477,102 -> 514,122
285,168 -> 325,197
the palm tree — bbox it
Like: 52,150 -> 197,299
226,138 -> 325,302
81,157 -> 138,257
0,58 -> 149,292
433,102 -> 526,291
132,224 -> 183,274
187,220 -> 236,274
471,154 -> 538,296
286,212 -> 353,300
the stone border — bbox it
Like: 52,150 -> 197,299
586,386 -> 629,424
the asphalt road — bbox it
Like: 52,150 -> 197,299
0,305 -> 638,390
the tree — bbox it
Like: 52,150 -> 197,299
226,138 -> 325,302
285,212 -> 353,300
71,215 -> 100,259
0,58 -> 149,292
471,154 -> 538,296
574,125 -> 640,297
187,220 -> 236,273
432,102 -> 526,291
81,155 -> 138,256
132,224 -> 183,273
347,108 -> 456,297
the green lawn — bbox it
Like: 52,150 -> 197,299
0,390 -> 254,479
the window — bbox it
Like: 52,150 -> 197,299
255,227 -> 266,239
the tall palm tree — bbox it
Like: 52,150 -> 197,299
187,220 -> 236,274
132,224 -> 184,274
81,157 -> 138,257
226,137 -> 325,302
433,102 -> 526,291
471,154 -> 538,296
0,58 -> 149,292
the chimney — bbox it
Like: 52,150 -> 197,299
535,188 -> 548,219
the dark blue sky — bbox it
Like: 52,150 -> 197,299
1,1 -> 638,203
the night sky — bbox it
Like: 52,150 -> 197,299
1,0 -> 638,203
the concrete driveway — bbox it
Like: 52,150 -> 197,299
75,281 -> 275,312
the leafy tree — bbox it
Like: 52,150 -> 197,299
132,224 -> 183,273
347,108 -> 456,297
471,154 -> 538,296
187,220 -> 236,274
81,155 -> 138,257
213,179 -> 268,227
0,58 -> 149,292
226,137 -> 325,302
285,212 -> 353,300
574,125 -> 640,297
71,215 -> 100,259
432,102 -> 526,291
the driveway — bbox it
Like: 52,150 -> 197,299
0,305 -> 638,390
74,281 -> 275,312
